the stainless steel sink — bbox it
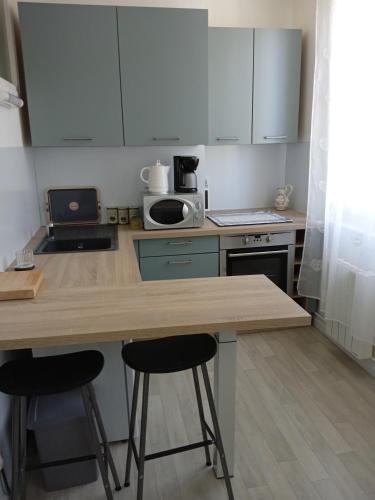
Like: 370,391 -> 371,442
34,225 -> 118,254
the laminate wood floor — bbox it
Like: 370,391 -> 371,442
26,327 -> 375,500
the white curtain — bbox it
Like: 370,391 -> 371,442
298,0 -> 375,345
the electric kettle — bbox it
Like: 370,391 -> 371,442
140,160 -> 170,194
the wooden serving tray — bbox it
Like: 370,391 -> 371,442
0,270 -> 44,300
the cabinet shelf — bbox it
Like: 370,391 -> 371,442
292,228 -> 307,309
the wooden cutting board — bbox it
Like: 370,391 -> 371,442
0,270 -> 44,300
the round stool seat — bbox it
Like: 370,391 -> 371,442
0,350 -> 104,396
122,334 -> 217,374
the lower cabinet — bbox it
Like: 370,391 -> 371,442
138,236 -> 219,281
140,252 -> 219,281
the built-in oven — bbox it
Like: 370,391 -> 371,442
220,232 -> 295,295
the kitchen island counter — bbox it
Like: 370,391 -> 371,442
0,207 -> 308,348
0,274 -> 309,350
0,208 -> 309,477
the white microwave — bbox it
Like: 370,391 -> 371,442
143,193 -> 205,230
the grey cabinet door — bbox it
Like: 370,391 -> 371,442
139,236 -> 219,257
208,28 -> 253,145
140,253 -> 219,281
252,29 -> 302,144
19,3 -> 123,147
117,7 -> 208,146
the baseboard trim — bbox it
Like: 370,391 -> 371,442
312,313 -> 326,334
312,312 -> 375,378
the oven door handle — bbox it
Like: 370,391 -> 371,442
227,249 -> 289,258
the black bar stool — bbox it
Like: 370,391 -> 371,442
122,334 -> 234,500
0,351 -> 121,500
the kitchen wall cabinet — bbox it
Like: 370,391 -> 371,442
208,28 -> 253,145
252,29 -> 302,144
138,236 -> 219,280
19,4 -> 301,148
19,3 -> 123,147
117,7 -> 208,146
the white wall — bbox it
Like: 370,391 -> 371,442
285,142 -> 310,213
204,145 -> 286,210
34,144 -> 286,221
0,146 -> 40,269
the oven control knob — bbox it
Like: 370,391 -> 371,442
266,235 -> 272,243
243,236 -> 250,245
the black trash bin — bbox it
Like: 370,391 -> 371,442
27,388 -> 98,491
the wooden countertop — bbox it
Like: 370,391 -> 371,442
128,208 -> 306,239
26,227 -> 142,291
0,208 -> 309,350
22,208 -> 305,291
0,276 -> 310,350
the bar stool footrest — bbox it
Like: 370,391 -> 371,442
145,440 -> 214,462
26,453 -> 97,471
203,421 -> 216,442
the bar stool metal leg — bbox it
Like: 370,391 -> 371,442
18,397 -> 27,500
11,397 -> 20,500
124,370 -> 140,487
87,384 -> 121,491
192,367 -> 211,466
201,364 -> 234,500
137,373 -> 150,500
81,386 -> 114,500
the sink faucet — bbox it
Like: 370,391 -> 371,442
46,223 -> 54,239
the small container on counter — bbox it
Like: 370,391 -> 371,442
118,207 -> 129,225
106,207 -> 118,225
129,207 -> 143,230
15,248 -> 35,271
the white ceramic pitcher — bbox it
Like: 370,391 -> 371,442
140,160 -> 170,194
274,184 -> 293,211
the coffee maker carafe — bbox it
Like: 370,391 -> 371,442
174,156 -> 199,193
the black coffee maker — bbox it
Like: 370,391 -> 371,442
173,156 -> 199,193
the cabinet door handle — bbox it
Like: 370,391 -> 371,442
216,137 -> 240,141
228,250 -> 289,258
263,135 -> 287,140
62,137 -> 93,141
168,259 -> 193,265
167,240 -> 193,246
152,137 -> 180,141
